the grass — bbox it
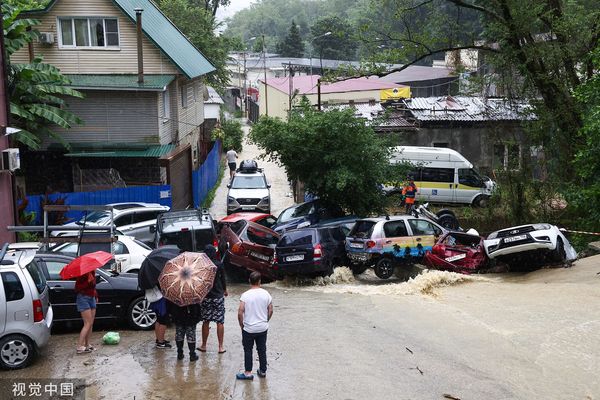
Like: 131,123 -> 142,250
201,159 -> 226,209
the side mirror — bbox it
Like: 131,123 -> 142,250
149,226 -> 156,233
227,184 -> 231,188
267,184 -> 271,188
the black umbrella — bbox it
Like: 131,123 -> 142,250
138,246 -> 181,290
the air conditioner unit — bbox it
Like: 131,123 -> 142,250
38,32 -> 54,45
1,148 -> 20,172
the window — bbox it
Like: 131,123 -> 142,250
132,211 -> 160,224
229,220 -> 246,235
383,220 -> 409,237
2,272 -> 24,301
231,176 -> 267,189
420,167 -> 455,183
181,84 -> 188,108
458,168 -> 485,188
279,230 -> 315,247
161,90 -> 170,122
114,214 -> 133,228
408,219 -> 442,236
46,261 -> 68,280
25,261 -> 47,294
113,241 -> 129,255
256,216 -> 277,229
329,227 -> 346,241
58,17 -> 119,48
246,226 -> 278,247
433,142 -> 449,148
349,221 -> 376,238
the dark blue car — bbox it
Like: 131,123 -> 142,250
272,200 -> 346,234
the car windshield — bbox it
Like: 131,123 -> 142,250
277,202 -> 315,224
278,230 -> 315,247
231,175 -> 266,189
76,211 -> 111,225
160,229 -> 214,251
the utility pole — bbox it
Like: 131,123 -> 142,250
288,62 -> 293,120
262,34 -> 268,116
317,78 -> 322,111
243,51 -> 247,118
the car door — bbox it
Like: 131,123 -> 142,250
123,210 -> 161,244
407,219 -> 441,257
419,167 -> 455,203
42,259 -> 79,321
382,220 -> 414,258
456,168 -> 486,204
94,271 -> 118,319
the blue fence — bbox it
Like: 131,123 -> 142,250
23,185 -> 172,225
193,140 -> 222,207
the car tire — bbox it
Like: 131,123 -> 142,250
473,195 -> 489,208
350,264 -> 368,275
0,334 -> 35,370
436,213 -> 460,230
374,257 -> 395,279
127,297 -> 157,330
551,237 -> 567,263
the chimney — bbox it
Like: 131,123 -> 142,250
135,8 -> 144,83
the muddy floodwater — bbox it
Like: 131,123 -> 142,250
5,256 -> 600,400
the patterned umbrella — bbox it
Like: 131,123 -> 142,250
158,252 -> 217,306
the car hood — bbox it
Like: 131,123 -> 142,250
228,188 -> 269,199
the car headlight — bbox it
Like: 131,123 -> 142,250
259,196 -> 270,204
227,196 -> 236,205
533,223 -> 552,231
488,231 -> 499,239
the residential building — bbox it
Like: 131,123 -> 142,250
14,0 -> 215,209
378,66 -> 457,98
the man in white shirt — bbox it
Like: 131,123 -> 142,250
236,272 -> 273,380
226,148 -> 238,178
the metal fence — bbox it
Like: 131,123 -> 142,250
192,140 -> 222,207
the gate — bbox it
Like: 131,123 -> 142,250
161,144 -> 192,210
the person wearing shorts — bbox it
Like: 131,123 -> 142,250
226,148 -> 238,179
75,271 -> 97,354
199,245 -> 228,354
149,296 -> 171,349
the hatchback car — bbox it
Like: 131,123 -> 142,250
274,226 -> 348,278
216,212 -> 277,237
152,209 -> 218,252
345,215 -> 445,279
227,162 -> 271,214
219,220 -> 280,281
0,245 -> 53,370
33,252 -> 156,330
52,202 -> 169,245
424,232 -> 487,274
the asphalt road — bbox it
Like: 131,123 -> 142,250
5,256 -> 599,400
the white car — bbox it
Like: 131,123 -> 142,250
227,162 -> 270,214
51,235 -> 151,274
484,224 -> 577,269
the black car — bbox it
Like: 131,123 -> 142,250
33,252 -> 156,330
272,200 -> 346,234
151,209 -> 218,252
274,226 -> 348,278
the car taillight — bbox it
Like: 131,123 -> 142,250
273,252 -> 278,264
231,242 -> 243,255
32,299 -> 44,322
314,243 -> 322,257
366,240 -> 376,249
213,238 -> 220,257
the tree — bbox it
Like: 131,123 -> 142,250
250,99 -> 391,215
276,21 -> 305,57
3,3 -> 83,149
310,16 -> 357,61
191,0 -> 230,18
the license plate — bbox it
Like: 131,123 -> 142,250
504,235 -> 527,243
250,251 -> 270,262
350,242 -> 363,249
286,254 -> 304,262
445,253 -> 466,262
242,206 -> 255,210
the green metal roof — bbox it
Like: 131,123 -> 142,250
64,74 -> 175,91
26,0 -> 215,79
65,144 -> 175,158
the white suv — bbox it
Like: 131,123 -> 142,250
0,245 -> 53,370
52,202 -> 169,245
227,161 -> 271,214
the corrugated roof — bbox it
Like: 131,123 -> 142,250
206,86 -> 224,104
265,75 -> 401,95
27,0 -> 215,79
65,144 -> 175,158
404,96 -> 535,122
322,102 -> 416,130
64,74 -> 175,91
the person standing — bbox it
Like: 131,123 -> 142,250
226,148 -> 238,179
402,176 -> 418,214
236,272 -> 273,380
169,302 -> 202,361
148,294 -> 171,349
198,245 -> 228,354
75,271 -> 97,354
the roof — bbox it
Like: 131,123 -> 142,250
265,75 -> 401,95
27,0 -> 215,79
404,96 -> 535,122
228,54 -> 403,72
65,74 -> 175,91
206,86 -> 224,104
65,144 -> 175,158
379,66 -> 456,83
321,102 -> 416,130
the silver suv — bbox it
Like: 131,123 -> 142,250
0,244 -> 53,370
227,162 -> 270,214
52,202 -> 170,244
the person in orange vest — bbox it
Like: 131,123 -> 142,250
402,176 -> 418,214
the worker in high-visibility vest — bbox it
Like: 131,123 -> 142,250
401,177 -> 418,214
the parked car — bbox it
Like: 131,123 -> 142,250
424,231 -> 487,274
272,200 -> 346,234
33,252 -> 156,330
227,161 -> 271,214
50,235 -> 151,274
274,226 -> 349,278
0,245 -> 53,370
216,212 -> 277,237
219,220 -> 280,281
345,215 -> 446,279
152,209 -> 218,252
483,223 -> 577,270
52,202 -> 169,245
312,216 -> 357,236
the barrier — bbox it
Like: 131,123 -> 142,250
192,140 -> 222,207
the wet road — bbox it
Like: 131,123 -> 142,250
6,256 -> 600,399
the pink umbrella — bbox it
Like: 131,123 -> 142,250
158,252 -> 217,306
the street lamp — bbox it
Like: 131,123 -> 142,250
309,31 -> 331,77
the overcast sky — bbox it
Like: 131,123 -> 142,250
215,0 -> 256,22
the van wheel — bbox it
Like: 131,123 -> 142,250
473,195 -> 489,208
0,334 -> 35,370
374,258 -> 395,279
128,297 -> 157,330
437,213 -> 460,230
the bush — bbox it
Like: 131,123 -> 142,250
214,119 -> 243,153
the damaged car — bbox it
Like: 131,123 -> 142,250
424,231 -> 487,274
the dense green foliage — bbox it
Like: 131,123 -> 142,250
250,99 -> 392,215
213,118 -> 244,153
4,4 -> 83,149
310,17 -> 357,61
276,21 -> 304,58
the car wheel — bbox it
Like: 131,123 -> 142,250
350,263 -> 368,275
0,335 -> 35,370
437,213 -> 460,230
374,257 -> 395,279
473,195 -> 489,208
127,297 -> 157,330
551,237 -> 567,263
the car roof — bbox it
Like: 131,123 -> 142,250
0,248 -> 36,267
8,242 -> 42,250
220,212 -> 271,223
355,215 -> 412,223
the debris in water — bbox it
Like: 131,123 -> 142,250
271,267 -> 356,287
409,366 -> 424,375
443,394 -> 461,400
405,347 -> 413,354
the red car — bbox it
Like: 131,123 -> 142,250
219,220 -> 280,281
216,212 -> 277,236
424,232 -> 488,274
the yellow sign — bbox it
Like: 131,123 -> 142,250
380,87 -> 411,101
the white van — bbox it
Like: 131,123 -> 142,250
387,146 -> 495,206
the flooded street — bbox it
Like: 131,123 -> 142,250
6,256 -> 600,399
